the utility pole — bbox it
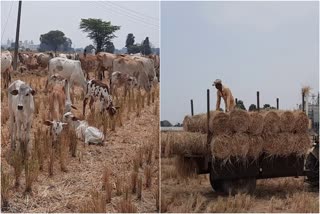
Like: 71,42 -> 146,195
13,0 -> 22,71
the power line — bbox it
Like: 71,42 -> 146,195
1,0 -> 14,41
105,1 -> 159,21
94,1 -> 159,29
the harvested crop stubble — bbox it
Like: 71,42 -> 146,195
263,133 -> 311,156
174,155 -> 198,177
229,109 -> 250,133
262,111 -> 280,135
279,111 -> 295,132
293,111 -> 309,133
248,112 -> 264,135
166,132 -> 208,155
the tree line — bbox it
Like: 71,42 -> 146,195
38,18 -> 155,55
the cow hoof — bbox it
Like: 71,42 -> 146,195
61,168 -> 68,173
24,188 -> 33,196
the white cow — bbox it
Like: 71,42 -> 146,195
1,51 -> 13,87
8,80 -> 35,155
63,112 -> 105,145
47,57 -> 87,105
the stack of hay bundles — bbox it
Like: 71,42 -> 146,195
173,109 -> 311,161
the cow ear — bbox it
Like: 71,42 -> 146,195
10,90 -> 18,95
31,90 -> 36,96
44,120 -> 53,126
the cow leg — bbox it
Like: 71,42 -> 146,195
83,97 -> 88,116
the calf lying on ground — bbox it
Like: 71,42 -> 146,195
63,112 -> 105,145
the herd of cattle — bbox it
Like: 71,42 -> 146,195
1,50 -> 160,191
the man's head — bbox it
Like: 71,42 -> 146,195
212,79 -> 223,90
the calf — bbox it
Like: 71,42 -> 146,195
63,112 -> 105,145
110,71 -> 138,96
8,80 -> 36,189
83,79 -> 119,116
43,120 -> 68,143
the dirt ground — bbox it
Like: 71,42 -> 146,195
1,70 -> 160,213
161,155 -> 319,213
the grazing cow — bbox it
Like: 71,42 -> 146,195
8,80 -> 36,153
148,54 -> 160,81
1,51 -> 13,88
96,52 -> 117,80
47,57 -> 87,106
63,112 -> 105,145
110,71 -> 138,95
113,56 -> 152,92
83,79 -> 119,116
79,55 -> 99,79
36,52 -> 54,68
48,75 -> 77,116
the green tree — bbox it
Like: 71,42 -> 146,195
126,33 -> 135,48
141,37 -> 152,55
263,104 -> 271,109
62,38 -> 73,52
248,104 -> 257,111
105,41 -> 115,53
236,100 -> 246,110
84,44 -> 95,53
80,18 -> 120,53
127,44 -> 141,54
39,30 -> 67,53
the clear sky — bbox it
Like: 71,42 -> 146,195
161,1 -> 319,124
1,1 -> 159,49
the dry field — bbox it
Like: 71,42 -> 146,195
1,69 -> 160,213
161,155 -> 319,213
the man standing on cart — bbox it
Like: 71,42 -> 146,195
213,79 -> 236,112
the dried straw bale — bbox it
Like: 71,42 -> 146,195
167,132 -> 208,155
211,134 -> 232,160
183,112 -> 214,133
278,111 -> 295,132
248,112 -> 264,135
229,109 -> 250,133
247,136 -> 263,160
262,111 -> 280,135
293,111 -> 309,133
209,111 -> 230,135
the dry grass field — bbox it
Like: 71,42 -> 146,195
161,156 -> 319,213
1,69 -> 159,213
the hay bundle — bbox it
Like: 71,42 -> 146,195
262,133 -> 310,157
182,114 -> 209,133
230,133 -> 250,158
292,133 -> 311,156
248,112 -> 264,135
209,111 -> 230,135
229,109 -> 250,133
293,111 -> 309,133
263,133 -> 294,156
262,111 -> 280,135
211,134 -> 232,160
279,111 -> 295,132
247,136 -> 263,159
167,132 -> 208,155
